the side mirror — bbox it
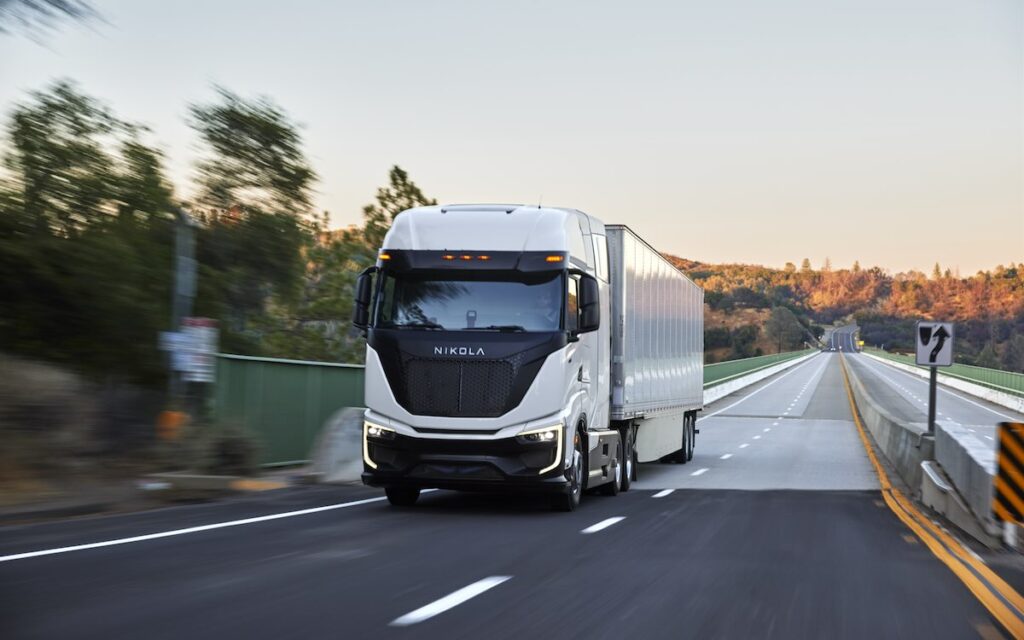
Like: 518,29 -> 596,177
352,267 -> 376,330
577,274 -> 600,333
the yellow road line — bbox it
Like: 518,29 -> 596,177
840,355 -> 1024,638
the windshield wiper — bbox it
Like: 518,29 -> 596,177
392,321 -> 444,330
463,325 -> 526,332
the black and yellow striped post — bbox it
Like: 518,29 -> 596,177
994,422 -> 1024,524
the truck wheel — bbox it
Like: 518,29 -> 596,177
621,427 -> 635,491
385,486 -> 420,507
600,438 -> 622,496
553,431 -> 584,511
672,414 -> 689,464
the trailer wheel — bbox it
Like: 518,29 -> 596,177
671,414 -> 689,464
553,431 -> 584,512
385,486 -> 420,507
600,438 -> 622,496
621,427 -> 635,491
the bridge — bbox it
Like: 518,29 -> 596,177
2,328 -> 1024,638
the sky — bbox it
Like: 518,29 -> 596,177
1,0 -> 1021,274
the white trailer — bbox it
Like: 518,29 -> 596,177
607,225 -> 704,467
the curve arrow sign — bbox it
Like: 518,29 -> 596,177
929,325 -> 949,363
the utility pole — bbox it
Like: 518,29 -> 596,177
168,208 -> 198,407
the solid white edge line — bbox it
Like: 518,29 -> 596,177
690,468 -> 709,476
390,576 -> 512,626
0,493 -> 428,563
702,353 -> 825,418
581,516 -> 626,534
652,489 -> 674,498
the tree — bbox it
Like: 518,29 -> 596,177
932,262 -> 942,280
190,87 -> 316,216
764,306 -> 804,353
823,257 -> 832,272
801,258 -> 812,272
975,341 -> 1000,368
853,260 -> 861,273
188,88 -> 316,346
784,262 -> 796,274
352,165 -> 437,254
0,0 -> 95,35
0,81 -> 176,381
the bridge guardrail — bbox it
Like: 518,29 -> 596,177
704,349 -> 816,388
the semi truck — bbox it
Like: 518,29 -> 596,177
352,204 -> 703,510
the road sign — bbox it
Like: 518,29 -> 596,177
916,321 -> 954,367
181,317 -> 218,383
994,422 -> 1024,525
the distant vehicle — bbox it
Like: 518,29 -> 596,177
352,205 -> 704,511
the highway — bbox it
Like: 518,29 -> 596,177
0,353 -> 1014,639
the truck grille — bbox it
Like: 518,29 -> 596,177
402,357 -> 519,417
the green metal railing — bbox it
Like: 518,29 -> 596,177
703,349 -> 816,388
214,354 -> 365,466
864,348 -> 1024,397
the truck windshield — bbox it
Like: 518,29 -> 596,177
374,272 -> 563,332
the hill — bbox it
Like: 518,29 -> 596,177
666,256 -> 1024,369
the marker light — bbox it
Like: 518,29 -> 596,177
516,424 -> 564,474
363,421 -> 396,469
461,255 -> 473,261
378,253 -> 391,260
545,255 -> 564,263
442,254 -> 455,261
477,255 -> 491,261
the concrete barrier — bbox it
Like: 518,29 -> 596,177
934,419 -> 999,536
844,359 -> 933,493
703,352 -> 820,406
862,352 -> 1024,415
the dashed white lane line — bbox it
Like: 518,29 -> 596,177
691,468 -> 709,476
653,489 -> 674,498
764,428 -> 771,432
740,443 -> 750,449
753,435 -> 762,440
720,453 -> 733,460
0,493 -> 423,563
390,576 -> 512,626
702,354 -> 824,418
985,435 -> 994,441
772,422 -> 779,426
581,517 -> 626,534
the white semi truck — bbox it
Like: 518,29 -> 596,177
352,204 -> 703,510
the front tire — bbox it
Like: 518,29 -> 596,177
385,486 -> 420,507
553,431 -> 585,512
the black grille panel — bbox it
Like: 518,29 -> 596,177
403,357 -> 518,417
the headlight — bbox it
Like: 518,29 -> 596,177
516,423 -> 563,474
363,421 -> 395,470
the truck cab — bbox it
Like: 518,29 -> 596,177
353,204 -> 621,510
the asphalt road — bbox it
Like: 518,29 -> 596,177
0,353 -> 1006,639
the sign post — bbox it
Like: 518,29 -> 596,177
916,321 -> 954,435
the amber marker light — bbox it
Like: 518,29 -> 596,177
461,255 -> 473,261
441,254 -> 455,261
545,255 -> 564,263
477,255 -> 491,261
378,253 -> 391,260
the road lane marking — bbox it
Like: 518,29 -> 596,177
702,354 -> 824,418
581,517 -> 626,534
652,489 -> 674,498
390,576 -> 512,626
865,355 -> 1021,422
690,468 -> 709,476
764,428 -> 771,432
0,493 -> 414,563
985,436 -> 994,441
739,443 -> 750,448
753,435 -> 762,440
772,422 -> 779,426
720,454 -> 733,459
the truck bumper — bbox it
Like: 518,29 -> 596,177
362,431 -> 570,494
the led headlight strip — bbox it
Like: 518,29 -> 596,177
363,420 -> 395,470
517,423 -> 564,475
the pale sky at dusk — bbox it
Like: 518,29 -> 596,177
1,0 -> 1021,274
